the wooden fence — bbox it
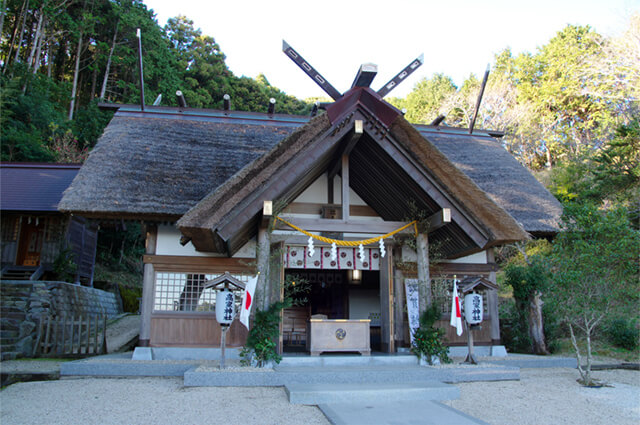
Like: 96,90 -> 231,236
33,315 -> 107,357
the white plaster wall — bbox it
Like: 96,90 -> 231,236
293,172 -> 368,206
155,225 -> 256,258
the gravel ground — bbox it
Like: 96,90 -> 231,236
1,367 -> 638,425
442,368 -> 640,425
0,377 -> 330,425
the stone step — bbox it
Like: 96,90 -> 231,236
285,381 -> 459,405
277,354 -> 419,368
0,330 -> 19,339
0,308 -> 27,320
0,351 -> 20,361
184,363 -> 520,387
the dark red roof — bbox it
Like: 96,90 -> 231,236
0,163 -> 80,212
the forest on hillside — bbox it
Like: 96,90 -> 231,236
0,0 -> 311,163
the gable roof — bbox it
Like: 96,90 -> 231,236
58,96 -> 562,249
1,163 -> 80,212
178,88 -> 530,257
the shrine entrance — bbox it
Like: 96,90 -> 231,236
282,268 -> 382,353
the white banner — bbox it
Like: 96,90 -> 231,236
405,278 -> 420,345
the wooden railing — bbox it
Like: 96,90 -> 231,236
33,315 -> 107,357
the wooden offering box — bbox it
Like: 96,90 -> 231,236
307,319 -> 371,356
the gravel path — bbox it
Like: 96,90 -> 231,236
0,377 -> 330,425
442,368 -> 640,425
1,367 -> 638,425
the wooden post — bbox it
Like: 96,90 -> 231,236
464,321 -> 478,365
487,249 -> 501,345
33,316 -> 44,356
69,314 -> 75,355
139,224 -> 157,347
61,314 -> 67,354
341,154 -> 349,222
393,244 -> 406,348
93,315 -> 99,354
256,226 -> 271,311
379,243 -> 394,353
416,233 -> 431,315
220,325 -> 228,369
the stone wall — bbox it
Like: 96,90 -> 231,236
0,281 -> 122,359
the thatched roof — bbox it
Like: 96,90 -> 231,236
178,88 -> 530,256
419,129 -> 562,234
60,94 -> 561,254
58,111 -> 298,220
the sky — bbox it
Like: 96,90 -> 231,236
143,0 -> 638,100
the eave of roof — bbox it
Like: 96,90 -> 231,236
1,163 -> 80,212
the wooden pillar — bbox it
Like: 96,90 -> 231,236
415,233 -> 431,315
139,224 -> 157,347
393,243 -> 406,349
487,249 -> 501,345
256,226 -> 271,311
379,243 -> 394,353
341,155 -> 349,221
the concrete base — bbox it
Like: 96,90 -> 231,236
448,345 -> 508,357
319,400 -> 489,425
285,381 -> 459,405
131,347 -> 241,361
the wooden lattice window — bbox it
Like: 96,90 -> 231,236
153,272 -> 250,313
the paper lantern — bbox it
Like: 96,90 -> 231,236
464,293 -> 483,324
216,289 -> 235,325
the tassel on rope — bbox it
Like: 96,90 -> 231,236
307,236 -> 315,257
358,244 -> 365,262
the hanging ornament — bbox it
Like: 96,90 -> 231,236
379,238 -> 386,258
330,242 -> 337,262
307,236 -> 315,257
358,244 -> 365,262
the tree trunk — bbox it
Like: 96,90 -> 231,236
32,16 -> 45,74
26,4 -> 43,71
527,291 -> 549,355
68,31 -> 83,120
99,23 -> 118,100
46,37 -> 52,77
0,0 -> 7,45
416,233 -> 431,316
13,0 -> 30,64
4,0 -> 26,72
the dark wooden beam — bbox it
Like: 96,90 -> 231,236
351,63 -> 378,89
341,154 -> 349,221
469,64 -> 490,134
427,208 -> 451,232
377,54 -> 424,98
282,40 -> 342,100
328,120 -> 363,179
274,218 -> 412,234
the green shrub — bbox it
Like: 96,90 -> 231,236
411,304 -> 451,364
499,297 -> 562,354
240,299 -> 291,367
120,286 -> 142,313
606,318 -> 639,350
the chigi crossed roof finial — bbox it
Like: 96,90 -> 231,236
282,40 -> 424,100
